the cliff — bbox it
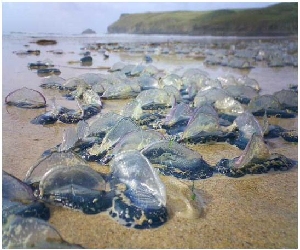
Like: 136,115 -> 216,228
107,3 -> 297,36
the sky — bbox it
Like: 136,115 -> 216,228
2,1 -> 279,34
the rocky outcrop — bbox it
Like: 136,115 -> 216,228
82,29 -> 96,34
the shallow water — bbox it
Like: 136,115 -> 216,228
2,33 -> 298,248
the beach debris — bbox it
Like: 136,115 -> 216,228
3,171 -> 50,223
24,151 -> 89,186
142,140 -> 214,180
31,97 -> 101,125
28,60 -> 54,69
86,117 -> 140,161
3,215 -> 81,249
112,129 -> 165,155
39,75 -> 66,89
143,55 -> 153,63
37,68 -> 61,77
85,112 -> 125,138
109,150 -> 168,229
247,94 -> 296,118
180,105 -> 237,145
135,88 -> 175,110
14,50 -> 40,56
101,82 -> 141,99
224,85 -> 258,104
77,73 -> 106,86
216,133 -> 296,177
39,165 -> 112,214
5,87 -> 46,109
273,89 -> 298,112
279,130 -> 298,143
121,100 -> 144,121
162,102 -> 193,134
214,96 -> 245,117
109,61 -> 126,72
159,73 -> 184,91
193,87 -> 230,108
137,75 -> 159,90
80,56 -> 93,66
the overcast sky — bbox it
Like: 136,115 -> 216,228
2,2 -> 279,34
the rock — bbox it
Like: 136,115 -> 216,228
82,29 -> 96,34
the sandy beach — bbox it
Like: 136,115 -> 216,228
2,34 -> 298,248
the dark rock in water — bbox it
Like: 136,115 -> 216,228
82,28 -> 96,34
142,140 -> 214,180
35,39 -> 57,45
109,150 -> 168,229
144,55 -> 153,63
83,51 -> 91,56
5,87 -> 46,109
26,50 -> 40,55
28,61 -> 54,69
14,50 -> 40,56
80,56 -> 93,66
80,56 -> 93,63
37,68 -> 61,77
51,49 -> 64,55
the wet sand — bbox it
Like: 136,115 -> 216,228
2,34 -> 298,248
